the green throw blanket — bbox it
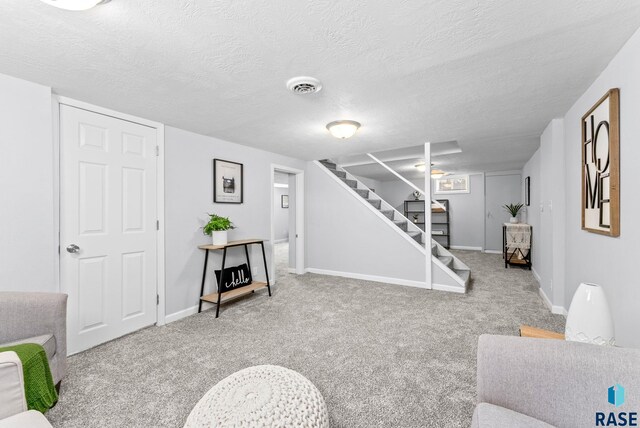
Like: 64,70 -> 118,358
0,343 -> 58,413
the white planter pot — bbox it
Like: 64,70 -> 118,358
565,282 -> 615,346
509,217 -> 518,224
212,230 -> 228,246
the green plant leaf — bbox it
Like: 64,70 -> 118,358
502,203 -> 524,217
202,213 -> 235,235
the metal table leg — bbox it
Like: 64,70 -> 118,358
260,241 -> 272,297
198,250 -> 209,313
215,247 -> 227,318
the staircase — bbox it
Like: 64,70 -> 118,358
318,159 -> 471,292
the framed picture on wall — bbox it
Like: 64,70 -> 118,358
525,176 -> 531,206
581,88 -> 619,236
213,159 -> 243,204
281,195 -> 289,208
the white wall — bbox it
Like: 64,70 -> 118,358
561,27 -> 640,348
376,174 -> 485,249
522,119 -> 567,313
164,127 -> 305,316
0,73 -> 57,293
306,162 -> 426,284
521,149 -> 542,288
273,186 -> 289,241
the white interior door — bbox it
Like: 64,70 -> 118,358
485,173 -> 522,252
60,105 -> 158,354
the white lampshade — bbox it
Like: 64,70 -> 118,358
565,283 -> 615,346
39,0 -> 105,11
326,120 -> 360,139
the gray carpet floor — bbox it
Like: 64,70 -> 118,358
47,245 -> 565,427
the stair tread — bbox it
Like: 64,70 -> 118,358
341,178 -> 357,187
320,160 -> 336,169
437,255 -> 453,267
454,269 -> 470,283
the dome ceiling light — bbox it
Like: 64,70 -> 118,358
39,0 -> 108,11
326,120 -> 361,139
415,162 -> 447,178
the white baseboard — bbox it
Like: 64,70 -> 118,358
287,268 -> 297,274
538,287 -> 552,311
449,245 -> 483,251
538,287 -> 568,317
165,305 -> 198,324
553,306 -> 568,317
531,267 -> 542,284
305,268 -> 428,289
274,238 -> 288,244
432,283 -> 466,294
483,250 -> 502,254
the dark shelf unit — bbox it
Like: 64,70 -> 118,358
403,199 -> 450,249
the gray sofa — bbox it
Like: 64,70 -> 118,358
0,292 -> 68,386
473,335 -> 640,427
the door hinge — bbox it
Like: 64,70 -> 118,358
156,220 -> 160,230
156,146 -> 159,157
157,294 -> 160,305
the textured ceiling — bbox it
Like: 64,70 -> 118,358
1,1 -> 640,170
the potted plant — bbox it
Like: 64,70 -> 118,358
503,203 -> 524,224
203,214 -> 235,245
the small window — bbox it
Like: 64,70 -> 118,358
434,175 -> 470,194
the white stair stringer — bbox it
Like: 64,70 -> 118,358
431,240 -> 470,293
317,160 -> 470,293
315,161 -> 427,255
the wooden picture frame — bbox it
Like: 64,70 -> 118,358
281,195 -> 289,208
525,176 -> 530,206
581,88 -> 619,236
213,159 -> 243,204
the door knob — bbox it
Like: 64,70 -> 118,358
66,244 -> 80,254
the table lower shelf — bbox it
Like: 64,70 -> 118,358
200,282 -> 268,304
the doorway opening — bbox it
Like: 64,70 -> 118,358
270,165 -> 304,284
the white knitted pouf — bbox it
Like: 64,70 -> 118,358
184,365 -> 330,428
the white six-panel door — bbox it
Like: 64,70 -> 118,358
60,105 -> 158,354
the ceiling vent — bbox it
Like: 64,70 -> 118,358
286,76 -> 322,95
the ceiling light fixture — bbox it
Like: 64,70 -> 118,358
39,0 -> 107,11
431,169 -> 446,179
415,163 -> 426,172
326,120 -> 361,139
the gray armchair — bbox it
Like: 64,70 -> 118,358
0,292 -> 68,386
473,335 -> 640,427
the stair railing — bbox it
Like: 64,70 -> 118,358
366,153 -> 446,212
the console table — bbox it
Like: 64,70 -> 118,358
198,239 -> 271,318
503,223 -> 532,270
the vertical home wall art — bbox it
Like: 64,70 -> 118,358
581,88 -> 619,236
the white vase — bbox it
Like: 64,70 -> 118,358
509,217 -> 518,224
565,282 -> 615,346
212,230 -> 228,246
